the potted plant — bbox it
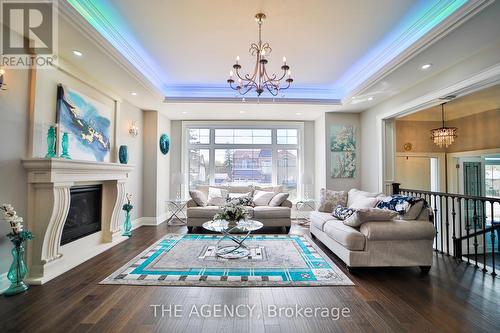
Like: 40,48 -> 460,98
213,203 -> 249,227
1,204 -> 33,296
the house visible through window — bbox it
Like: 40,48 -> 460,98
184,124 -> 302,200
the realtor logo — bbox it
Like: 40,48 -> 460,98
1,0 -> 57,68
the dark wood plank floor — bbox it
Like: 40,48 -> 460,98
465,252 -> 500,271
1,222 -> 499,333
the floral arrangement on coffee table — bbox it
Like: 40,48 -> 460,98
213,203 -> 249,226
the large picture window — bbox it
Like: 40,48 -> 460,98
184,124 -> 303,200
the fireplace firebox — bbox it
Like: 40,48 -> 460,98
61,185 -> 102,245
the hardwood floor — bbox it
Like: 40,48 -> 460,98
1,222 -> 498,333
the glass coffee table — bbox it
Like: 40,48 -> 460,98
202,219 -> 263,259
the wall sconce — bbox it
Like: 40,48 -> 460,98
128,121 -> 139,137
0,68 -> 6,90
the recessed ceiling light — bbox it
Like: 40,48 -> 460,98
182,111 -> 188,114
239,111 -> 245,114
72,50 -> 83,57
296,112 -> 301,115
367,96 -> 374,101
130,92 -> 137,96
421,63 -> 432,70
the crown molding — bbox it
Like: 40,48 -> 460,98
61,0 -> 492,105
60,0 -> 164,99
163,84 -> 342,101
340,0 -> 494,102
163,96 -> 342,105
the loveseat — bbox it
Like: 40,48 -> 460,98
186,185 -> 292,232
310,189 -> 436,272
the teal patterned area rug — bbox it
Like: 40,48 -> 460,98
101,234 -> 354,287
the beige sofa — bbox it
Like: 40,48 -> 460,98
310,189 -> 436,273
186,185 -> 292,232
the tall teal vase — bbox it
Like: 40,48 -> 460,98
119,145 -> 128,164
122,211 -> 132,237
4,242 -> 29,296
60,132 -> 71,159
45,126 -> 57,158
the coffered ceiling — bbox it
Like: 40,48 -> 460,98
61,0 -> 491,103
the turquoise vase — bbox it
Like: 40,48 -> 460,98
122,211 -> 132,237
45,126 -> 57,158
119,145 -> 128,164
60,132 -> 71,159
4,242 -> 29,296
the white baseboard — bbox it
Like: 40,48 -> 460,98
131,217 -> 144,230
0,273 -> 9,294
139,213 -> 168,226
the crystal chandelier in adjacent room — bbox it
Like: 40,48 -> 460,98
227,13 -> 293,97
430,103 -> 457,148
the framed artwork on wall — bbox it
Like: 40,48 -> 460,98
330,124 -> 356,178
56,84 -> 114,162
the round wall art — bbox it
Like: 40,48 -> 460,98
159,133 -> 170,155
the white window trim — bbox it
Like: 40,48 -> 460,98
182,121 -> 305,200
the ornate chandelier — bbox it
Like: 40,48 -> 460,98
227,13 -> 293,97
430,103 -> 457,148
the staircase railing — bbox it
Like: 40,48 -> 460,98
392,183 -> 499,277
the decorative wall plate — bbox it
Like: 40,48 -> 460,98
159,134 -> 170,155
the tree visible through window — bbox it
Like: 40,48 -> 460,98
186,126 -> 302,200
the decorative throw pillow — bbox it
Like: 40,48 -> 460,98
254,185 -> 283,194
253,190 -> 276,206
347,188 -> 385,207
268,193 -> 289,207
349,196 -> 379,209
227,194 -> 254,206
332,205 -> 356,220
318,188 -> 347,213
207,187 -> 228,206
227,192 -> 251,200
189,190 -> 207,207
376,195 -> 427,215
401,200 -> 425,220
343,208 -> 398,227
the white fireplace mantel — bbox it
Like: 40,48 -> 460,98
22,158 -> 134,284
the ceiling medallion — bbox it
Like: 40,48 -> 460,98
227,13 -> 293,97
430,103 -> 457,148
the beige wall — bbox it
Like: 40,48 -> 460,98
0,68 -> 30,289
157,114 -> 171,217
396,120 -> 443,153
314,114 -> 326,198
118,102 -> 144,220
396,108 -> 500,153
142,111 -> 171,221
447,109 -> 500,152
169,120 -> 183,199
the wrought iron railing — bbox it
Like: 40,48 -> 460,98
392,183 -> 499,277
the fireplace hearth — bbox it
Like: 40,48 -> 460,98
61,185 -> 102,245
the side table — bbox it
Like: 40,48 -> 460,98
166,200 -> 188,225
295,199 -> 317,225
